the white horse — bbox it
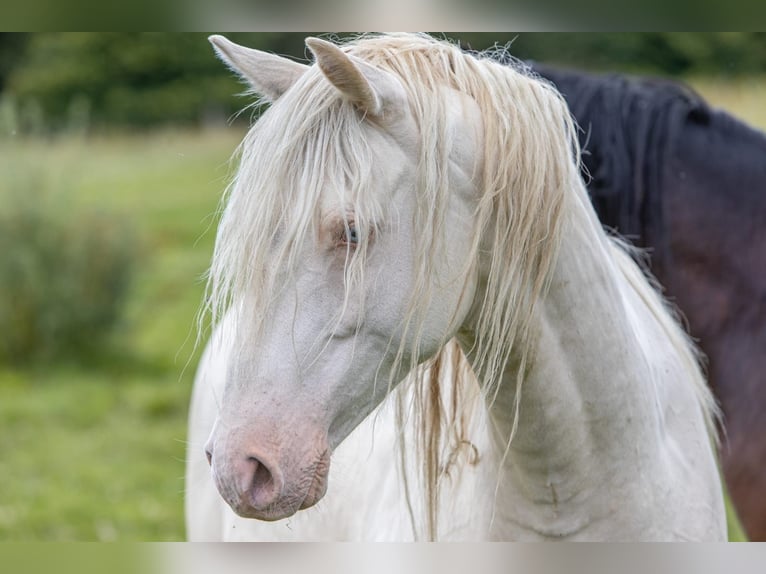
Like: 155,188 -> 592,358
185,33 -> 726,541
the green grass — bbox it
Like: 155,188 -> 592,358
0,127 -> 243,540
0,76 -> 761,540
0,371 -> 187,540
690,76 -> 766,130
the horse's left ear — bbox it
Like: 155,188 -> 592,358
209,35 -> 308,102
306,37 -> 406,119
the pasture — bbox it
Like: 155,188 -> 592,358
0,128 -> 243,540
0,77 -> 762,541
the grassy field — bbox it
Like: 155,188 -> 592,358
0,77 -> 762,541
691,76 -> 766,129
0,128 -> 244,540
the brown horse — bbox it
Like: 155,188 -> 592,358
531,64 -> 766,540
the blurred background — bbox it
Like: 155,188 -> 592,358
0,32 -> 764,541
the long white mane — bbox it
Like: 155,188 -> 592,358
205,31 -> 576,386
202,33 -> 718,540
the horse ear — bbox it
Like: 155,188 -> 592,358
209,35 -> 308,102
305,37 -> 404,118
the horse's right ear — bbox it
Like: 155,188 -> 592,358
305,37 -> 407,120
209,35 -> 308,102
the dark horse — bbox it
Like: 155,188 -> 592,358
529,64 -> 766,540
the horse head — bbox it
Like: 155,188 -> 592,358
203,35 -> 483,521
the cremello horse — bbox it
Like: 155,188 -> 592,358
185,33 -> 726,541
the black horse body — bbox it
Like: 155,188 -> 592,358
530,64 -> 766,540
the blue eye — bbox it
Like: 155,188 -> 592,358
340,223 -> 358,246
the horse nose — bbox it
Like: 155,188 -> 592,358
238,455 -> 283,509
209,448 -> 283,513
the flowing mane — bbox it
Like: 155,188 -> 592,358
206,32 -> 577,392
531,64 -> 711,243
194,33 -> 721,541
203,34 -> 581,538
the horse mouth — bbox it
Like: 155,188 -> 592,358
299,457 -> 330,510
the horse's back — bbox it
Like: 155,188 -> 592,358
664,106 -> 766,540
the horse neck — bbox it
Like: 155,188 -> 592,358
457,183 -> 675,538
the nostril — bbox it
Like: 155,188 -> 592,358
244,455 -> 281,509
250,456 -> 273,486
205,447 -> 213,467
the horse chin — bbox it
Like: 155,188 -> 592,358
235,505 -> 296,522
231,486 -> 323,522
299,463 -> 330,511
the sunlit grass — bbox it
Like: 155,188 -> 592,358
0,370 -> 188,540
690,76 -> 766,130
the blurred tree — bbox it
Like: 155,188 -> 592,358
450,32 -> 766,75
5,33 -> 294,130
2,33 -> 765,132
0,32 -> 28,92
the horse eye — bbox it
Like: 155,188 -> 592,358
341,224 -> 358,246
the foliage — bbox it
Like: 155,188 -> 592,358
0,172 -> 136,364
451,33 -> 766,75
2,33 -> 766,133
5,33 -> 274,131
0,32 -> 27,92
